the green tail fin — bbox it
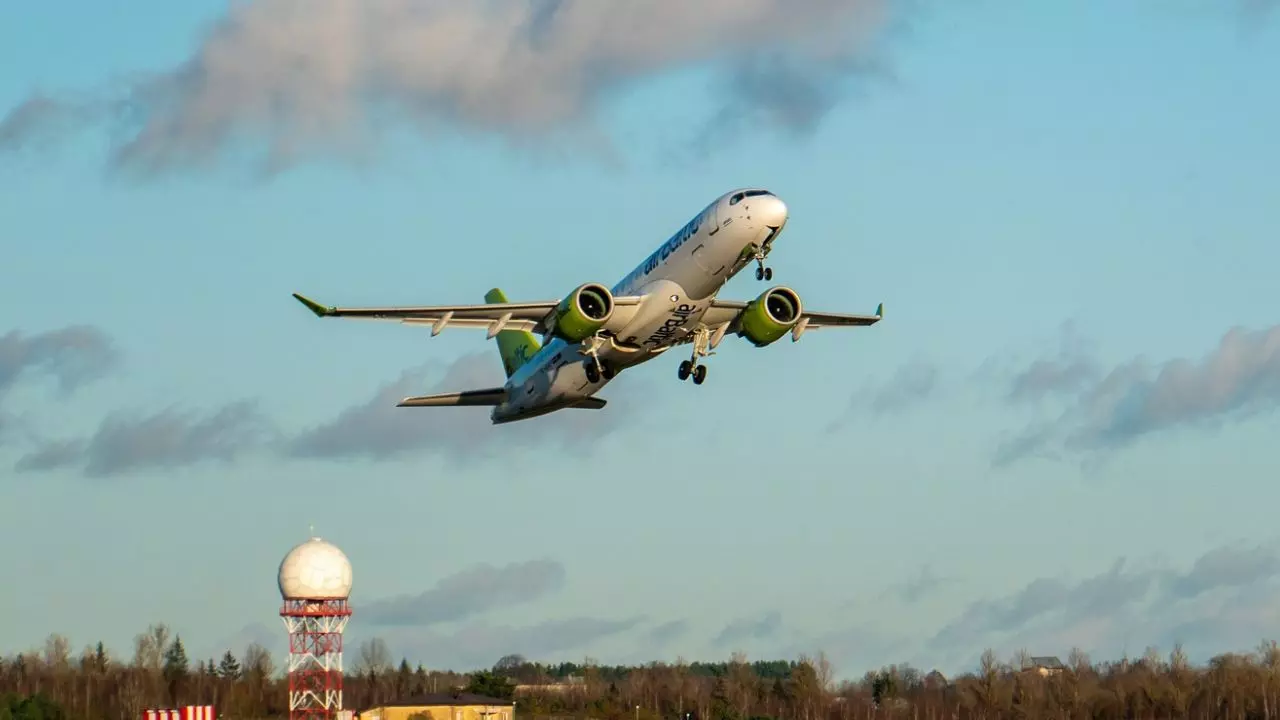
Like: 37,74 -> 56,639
485,287 -> 541,378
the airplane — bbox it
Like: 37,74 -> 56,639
292,188 -> 883,424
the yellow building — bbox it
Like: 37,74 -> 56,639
358,693 -> 514,720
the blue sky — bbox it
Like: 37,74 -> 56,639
2,0 -> 1279,679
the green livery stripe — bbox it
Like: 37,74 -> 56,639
484,287 -> 541,378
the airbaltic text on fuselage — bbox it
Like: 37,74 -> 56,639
644,303 -> 699,346
615,205 -> 710,293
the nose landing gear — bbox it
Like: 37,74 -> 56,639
753,250 -> 773,281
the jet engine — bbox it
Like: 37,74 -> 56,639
739,286 -> 803,347
549,283 -> 615,342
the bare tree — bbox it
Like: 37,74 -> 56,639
1011,648 -> 1032,672
356,638 -> 392,676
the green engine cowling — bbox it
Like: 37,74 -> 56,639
739,286 -> 803,347
550,283 -> 615,342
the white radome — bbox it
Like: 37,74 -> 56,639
278,536 -> 353,600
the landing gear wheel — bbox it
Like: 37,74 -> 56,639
600,363 -> 616,380
584,361 -> 600,383
679,328 -> 715,384
754,253 -> 772,281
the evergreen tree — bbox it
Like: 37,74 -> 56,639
92,642 -> 108,672
414,664 -> 429,695
162,635 -> 190,703
4,694 -> 67,720
217,650 -> 242,680
395,659 -> 412,698
463,671 -> 514,700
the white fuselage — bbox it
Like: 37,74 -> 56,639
492,188 -> 789,423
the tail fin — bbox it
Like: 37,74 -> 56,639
485,287 -> 542,377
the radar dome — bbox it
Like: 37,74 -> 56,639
278,536 -> 353,600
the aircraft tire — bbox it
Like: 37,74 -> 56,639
678,360 -> 692,381
692,365 -> 707,385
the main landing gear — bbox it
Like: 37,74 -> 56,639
677,327 -> 713,385
583,360 -> 615,384
580,334 -> 616,384
753,249 -> 773,281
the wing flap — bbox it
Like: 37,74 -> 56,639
400,317 -> 542,333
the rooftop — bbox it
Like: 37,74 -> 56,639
366,694 -> 514,708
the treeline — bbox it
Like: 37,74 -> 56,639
7,625 -> 1280,720
488,653 -> 800,684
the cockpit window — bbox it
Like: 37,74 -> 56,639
732,189 -> 768,203
731,190 -> 772,205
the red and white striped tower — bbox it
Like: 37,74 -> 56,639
278,535 -> 353,720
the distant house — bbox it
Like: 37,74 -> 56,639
924,670 -> 948,689
1028,656 -> 1066,677
514,675 -> 586,695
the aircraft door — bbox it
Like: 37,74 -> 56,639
704,199 -> 721,236
692,199 -> 726,276
692,244 -> 724,276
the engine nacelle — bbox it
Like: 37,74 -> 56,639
739,286 -> 803,347
550,282 -> 615,342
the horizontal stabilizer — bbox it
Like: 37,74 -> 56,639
568,397 -> 607,410
397,388 -> 507,407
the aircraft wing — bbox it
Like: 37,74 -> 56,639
292,292 -> 643,337
790,305 -> 884,329
699,299 -> 883,342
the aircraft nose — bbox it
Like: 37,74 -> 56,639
755,195 -> 788,228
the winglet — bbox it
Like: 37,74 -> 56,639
876,302 -> 884,318
293,293 -> 334,317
